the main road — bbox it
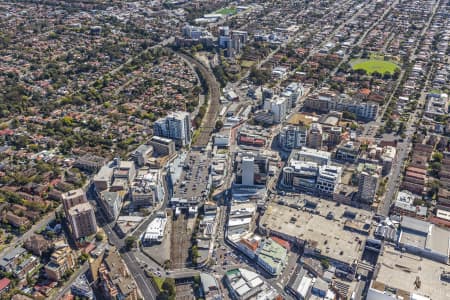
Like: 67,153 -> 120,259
376,0 -> 440,216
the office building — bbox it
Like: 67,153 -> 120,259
153,111 -> 191,147
99,191 -> 123,222
130,144 -> 153,167
357,163 -> 381,204
282,161 -> 318,193
67,202 -> 97,240
182,25 -> 207,40
149,136 -> 175,156
291,147 -> 331,166
93,162 -> 115,192
316,165 -> 342,196
307,123 -> 323,149
241,156 -> 255,186
218,26 -> 230,48
142,211 -> 167,243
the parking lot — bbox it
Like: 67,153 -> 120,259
173,150 -> 210,200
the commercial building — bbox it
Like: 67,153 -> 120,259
153,111 -> 191,147
227,203 -> 257,242
281,161 -> 319,193
397,216 -> 450,264
307,123 -> 323,149
260,203 -> 372,280
357,163 -> 381,204
224,268 -> 280,300
130,168 -> 164,208
67,202 -> 97,240
99,191 -> 123,222
256,238 -> 288,276
367,245 -> 450,300
200,273 -> 220,299
142,211 -> 167,243
182,25 -> 209,40
392,190 -> 427,219
278,125 -> 308,150
130,144 -> 153,167
113,159 -> 136,184
282,147 -> 339,196
93,161 -> 115,192
291,147 -> 331,166
44,244 -> 76,281
149,136 -> 175,156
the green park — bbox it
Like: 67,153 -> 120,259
351,59 -> 399,75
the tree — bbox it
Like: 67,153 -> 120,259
432,152 -> 443,163
162,278 -> 176,296
342,111 -> 356,120
95,233 -> 104,242
320,258 -> 330,269
125,236 -> 137,250
79,253 -> 89,263
215,120 -> 223,131
429,162 -> 442,177
397,122 -> 406,135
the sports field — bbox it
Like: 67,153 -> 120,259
351,59 -> 399,75
215,7 -> 237,15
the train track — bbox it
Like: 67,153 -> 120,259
170,213 -> 191,268
176,52 -> 221,148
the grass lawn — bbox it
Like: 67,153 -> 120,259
351,59 -> 399,75
152,276 -> 165,292
240,60 -> 255,68
215,7 -> 237,15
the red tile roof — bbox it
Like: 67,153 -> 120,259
271,236 -> 291,251
0,278 -> 11,291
